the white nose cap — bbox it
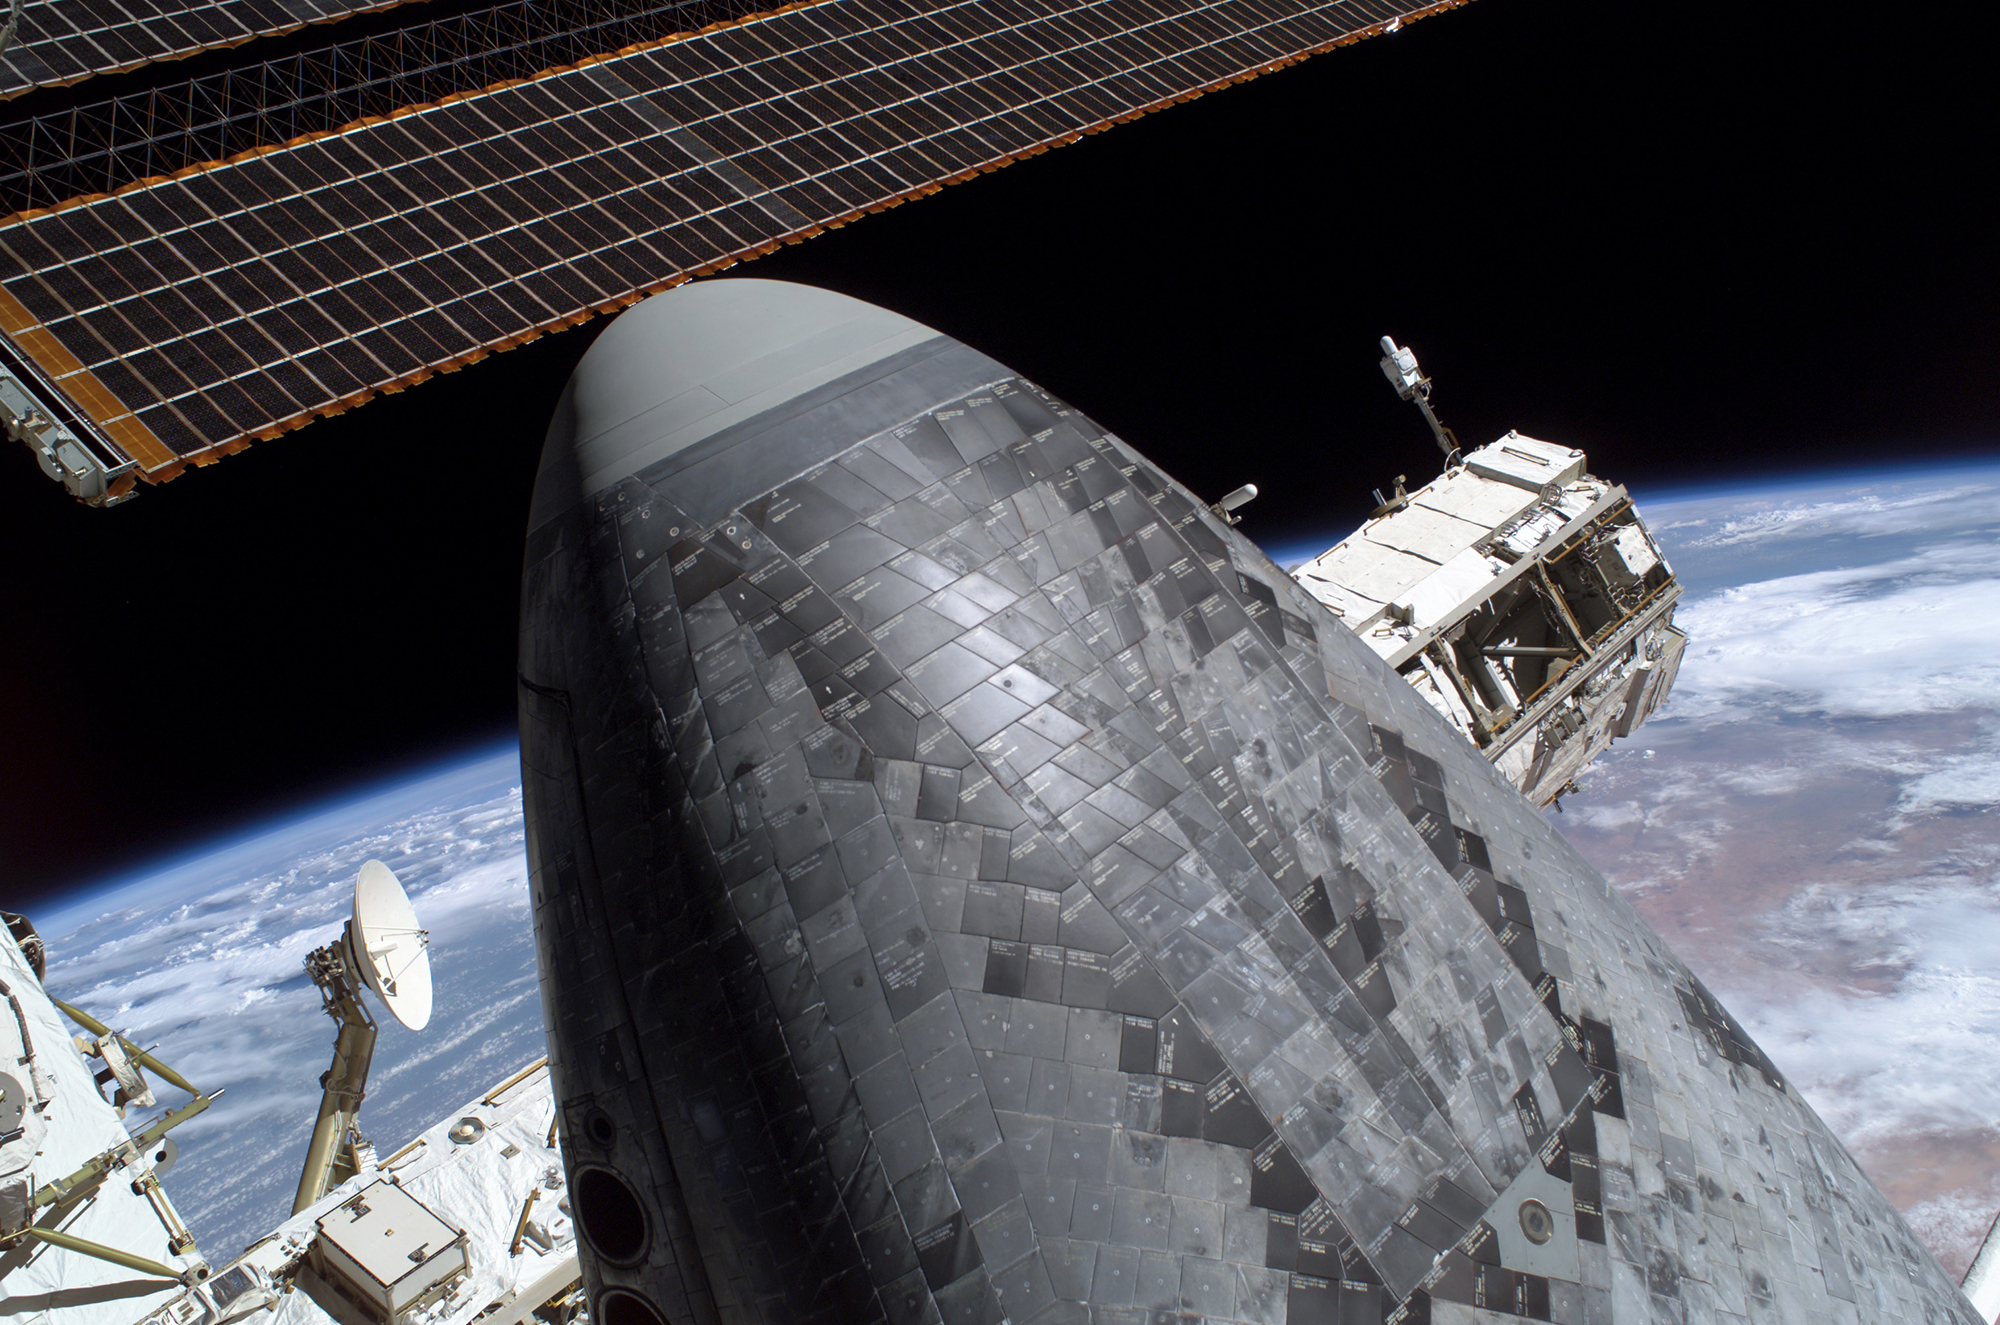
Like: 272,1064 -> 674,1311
562,279 -> 942,498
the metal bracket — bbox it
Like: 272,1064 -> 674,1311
295,932 -> 380,1213
0,363 -> 136,506
0,1222 -> 204,1284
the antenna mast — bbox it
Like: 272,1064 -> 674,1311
1379,336 -> 1462,466
293,938 -> 378,1213
293,860 -> 432,1214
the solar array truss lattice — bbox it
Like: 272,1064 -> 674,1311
0,0 -> 426,101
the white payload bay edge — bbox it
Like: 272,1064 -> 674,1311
1289,432 -> 1687,805
225,1058 -> 581,1325
2,917 -> 209,1325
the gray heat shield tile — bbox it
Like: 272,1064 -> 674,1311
519,280 -> 1978,1325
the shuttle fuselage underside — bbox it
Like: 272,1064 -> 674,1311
518,281 -> 1970,1325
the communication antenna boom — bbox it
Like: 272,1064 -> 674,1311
1379,336 -> 1462,465
292,861 -> 432,1213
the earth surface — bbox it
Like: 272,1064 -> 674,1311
1549,458 -> 2000,1279
30,457 -> 2000,1278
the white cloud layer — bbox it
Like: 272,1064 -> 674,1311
1650,477 -> 2000,551
1666,539 -> 2000,722
1892,744 -> 2000,817
1729,874 -> 2000,1144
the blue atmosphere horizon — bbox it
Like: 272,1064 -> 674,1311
38,740 -> 522,939
1258,452 -> 2000,570
40,452 -> 1996,937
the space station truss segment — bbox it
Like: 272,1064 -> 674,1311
0,0 -> 1469,501
1291,434 -> 1688,805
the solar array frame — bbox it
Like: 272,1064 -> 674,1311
0,0 -> 428,101
0,0 -> 1465,486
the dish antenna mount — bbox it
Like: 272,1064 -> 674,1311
292,860 -> 432,1214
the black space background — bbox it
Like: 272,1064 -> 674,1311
3,0 -> 1995,913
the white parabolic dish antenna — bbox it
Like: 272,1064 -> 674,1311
350,860 -> 433,1030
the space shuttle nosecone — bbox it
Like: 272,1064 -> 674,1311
516,279 -> 1976,1325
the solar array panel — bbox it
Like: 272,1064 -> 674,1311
0,0 -> 425,101
0,0 -> 1463,486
